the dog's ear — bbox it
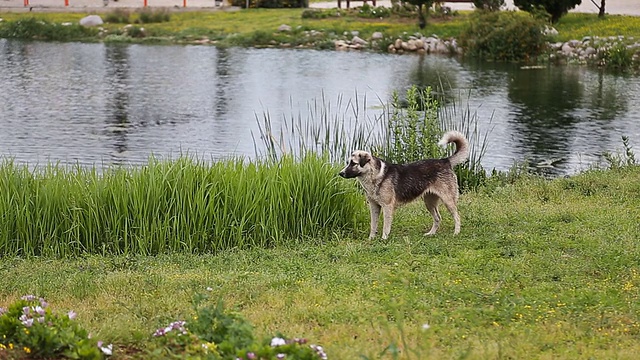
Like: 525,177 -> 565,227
358,152 -> 371,167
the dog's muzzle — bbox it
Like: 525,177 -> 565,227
338,170 -> 346,178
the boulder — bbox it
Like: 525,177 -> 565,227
79,15 -> 103,27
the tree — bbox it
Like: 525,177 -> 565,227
513,0 -> 582,23
590,0 -> 605,17
404,0 -> 436,29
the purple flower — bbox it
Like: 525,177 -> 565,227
0,307 -> 7,316
21,295 -> 37,301
37,317 -> 45,323
39,298 -> 48,308
276,354 -> 286,359
247,352 -> 257,360
34,306 -> 45,316
22,318 -> 34,327
153,328 -> 166,337
68,310 -> 77,320
22,306 -> 30,315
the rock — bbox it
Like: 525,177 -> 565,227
406,39 -> 417,51
371,32 -> 383,40
277,24 -> 292,32
568,39 -> 581,47
352,36 -> 368,46
561,42 -> 574,55
435,41 -> 449,54
79,15 -> 103,27
543,26 -> 558,36
387,44 -> 396,53
584,47 -> 596,56
414,39 -> 424,49
351,30 -> 359,36
394,39 -> 403,50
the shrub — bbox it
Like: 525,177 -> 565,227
103,8 -> 131,24
458,11 -> 547,62
514,0 -> 581,23
0,295 -> 107,360
472,0 -> 504,11
0,18 -> 98,41
597,43 -> 635,70
136,7 -> 171,24
230,0 -> 306,8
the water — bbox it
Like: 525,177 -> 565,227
1,39 -> 639,175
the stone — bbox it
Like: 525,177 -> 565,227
371,32 -> 383,40
277,24 -> 292,32
394,39 -> 403,50
352,36 -> 368,46
79,15 -> 103,27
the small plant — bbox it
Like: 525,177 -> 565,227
136,7 -> 171,24
598,43 -> 634,70
104,8 -> 131,24
0,295 -> 108,360
0,18 -> 97,41
603,135 -> 637,170
150,292 -> 327,359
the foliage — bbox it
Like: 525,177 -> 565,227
356,4 -> 392,19
103,9 -> 132,24
513,0 -> 582,23
0,17 -> 98,41
230,0 -> 307,9
603,136 -> 637,170
472,0 -> 505,11
597,42 -> 635,70
0,296 -> 106,360
458,10 -> 547,62
149,293 -> 327,359
373,86 -> 443,164
136,7 -> 171,24
0,154 -> 362,257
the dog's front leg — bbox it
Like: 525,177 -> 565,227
368,201 -> 381,239
381,205 -> 395,240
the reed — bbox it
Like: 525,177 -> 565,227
255,86 -> 491,191
0,155 -> 363,257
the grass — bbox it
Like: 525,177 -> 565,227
1,165 -> 639,358
1,8 -> 639,46
0,154 -> 363,257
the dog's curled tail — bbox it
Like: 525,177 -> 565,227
438,131 -> 470,167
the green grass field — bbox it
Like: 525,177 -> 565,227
1,164 -> 639,359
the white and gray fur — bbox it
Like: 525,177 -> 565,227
339,131 -> 470,239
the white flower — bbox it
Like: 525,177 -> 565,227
422,323 -> 431,330
270,337 -> 286,347
99,343 -> 113,356
206,287 -> 213,291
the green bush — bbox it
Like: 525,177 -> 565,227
136,7 -> 171,24
458,10 -> 547,62
0,18 -> 98,41
103,8 -> 131,24
597,43 -> 635,70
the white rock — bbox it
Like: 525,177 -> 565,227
371,32 -> 383,40
79,15 -> 103,27
277,24 -> 292,32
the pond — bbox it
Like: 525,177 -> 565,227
1,39 -> 638,175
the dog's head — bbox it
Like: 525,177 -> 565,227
339,150 -> 374,178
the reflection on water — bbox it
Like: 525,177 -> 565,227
0,39 -> 638,175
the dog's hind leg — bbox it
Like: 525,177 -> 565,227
381,205 -> 395,240
368,201 -> 381,239
423,193 -> 441,235
441,195 -> 461,235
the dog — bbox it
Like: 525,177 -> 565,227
338,131 -> 469,239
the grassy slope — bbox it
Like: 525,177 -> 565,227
1,9 -> 639,42
1,166 -> 639,359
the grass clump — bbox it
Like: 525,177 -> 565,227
103,9 -> 132,24
136,7 -> 171,24
0,17 -> 98,41
0,154 -> 362,257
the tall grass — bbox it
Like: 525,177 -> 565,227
0,154 -> 363,257
255,86 -> 491,191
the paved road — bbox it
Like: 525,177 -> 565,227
0,0 -> 637,16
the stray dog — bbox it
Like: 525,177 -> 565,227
338,131 -> 469,239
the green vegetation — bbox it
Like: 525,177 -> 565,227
1,163 -> 639,359
0,154 -> 361,257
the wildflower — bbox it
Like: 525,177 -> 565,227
206,287 -> 213,291
22,318 -> 34,327
0,307 -> 6,316
22,307 -> 30,316
37,317 -> 45,323
68,310 -> 77,320
422,323 -> 431,330
23,347 -> 31,354
271,337 -> 286,347
39,298 -> 48,308
34,306 -> 45,316
97,341 -> 113,356
310,344 -> 328,360
21,295 -> 37,301
247,352 -> 257,359
276,354 -> 286,359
